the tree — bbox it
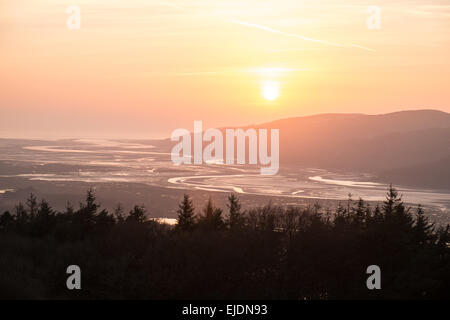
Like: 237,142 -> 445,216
436,224 -> 449,251
113,203 -> 125,224
0,211 -> 14,229
334,202 -> 348,226
383,185 -> 413,230
26,193 -> 38,220
198,198 -> 224,230
14,202 -> 28,232
176,194 -> 196,231
347,193 -> 353,216
353,198 -> 366,226
413,205 -> 434,245
127,205 -> 146,223
372,204 -> 382,224
32,199 -> 55,236
37,199 -> 53,219
65,201 -> 75,216
76,188 -> 100,229
95,209 -> 115,229
383,184 -> 403,215
226,194 -> 244,229
383,185 -> 413,225
83,188 -> 100,216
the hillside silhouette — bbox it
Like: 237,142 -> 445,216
153,110 -> 450,188
256,110 -> 450,179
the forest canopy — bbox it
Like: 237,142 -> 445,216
0,186 -> 448,299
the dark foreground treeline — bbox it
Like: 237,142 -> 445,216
0,186 -> 448,299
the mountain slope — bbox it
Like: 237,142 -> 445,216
253,110 -> 450,188
157,109 -> 450,189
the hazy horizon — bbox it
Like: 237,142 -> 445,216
1,108 -> 448,140
1,1 -> 449,138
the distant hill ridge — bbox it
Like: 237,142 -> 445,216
257,110 -> 450,189
251,109 -> 450,189
254,109 -> 450,137
157,109 -> 450,189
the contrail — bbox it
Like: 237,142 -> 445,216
230,19 -> 375,52
158,4 -> 375,53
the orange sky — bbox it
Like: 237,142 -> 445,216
0,0 -> 449,138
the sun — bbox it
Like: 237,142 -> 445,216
262,81 -> 280,101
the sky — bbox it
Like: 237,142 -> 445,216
0,0 -> 449,139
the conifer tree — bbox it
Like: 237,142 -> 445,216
354,198 -> 366,226
199,198 -> 224,230
65,201 -> 75,216
127,205 -> 146,223
26,193 -> 38,220
373,204 -> 382,223
226,194 -> 243,229
176,194 -> 196,231
77,188 -> 100,228
33,199 -> 55,236
113,203 -> 125,224
0,211 -> 13,229
383,184 -> 403,215
15,202 -> 28,230
413,205 -> 434,245
95,209 -> 115,229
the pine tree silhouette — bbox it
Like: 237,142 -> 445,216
226,194 -> 243,229
127,205 -> 146,223
25,193 -> 38,220
176,194 -> 196,231
413,205 -> 434,245
199,198 -> 224,230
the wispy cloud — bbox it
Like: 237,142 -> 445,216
158,2 -> 184,11
175,71 -> 227,76
230,19 -> 375,52
173,66 -> 310,77
158,3 -> 375,52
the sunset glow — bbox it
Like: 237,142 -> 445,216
0,0 -> 449,138
0,1 -> 450,302
262,81 -> 280,101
